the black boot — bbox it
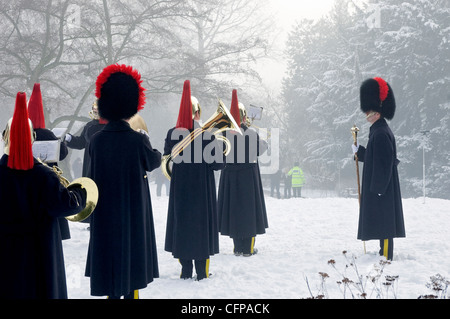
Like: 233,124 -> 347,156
194,259 -> 210,281
179,259 -> 193,279
124,290 -> 139,299
243,237 -> 257,257
379,238 -> 394,261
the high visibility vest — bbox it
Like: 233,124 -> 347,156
288,166 -> 305,187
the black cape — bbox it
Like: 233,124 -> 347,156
85,120 -> 161,297
218,125 -> 269,238
0,156 -> 86,299
356,118 -> 406,240
164,122 -> 224,260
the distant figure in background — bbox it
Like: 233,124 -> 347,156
154,167 -> 169,196
283,168 -> 291,199
288,162 -> 305,198
270,169 -> 281,198
72,157 -> 82,179
28,83 -> 70,240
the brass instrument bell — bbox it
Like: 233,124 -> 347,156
161,99 -> 240,180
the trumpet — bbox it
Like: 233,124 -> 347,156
161,99 -> 240,180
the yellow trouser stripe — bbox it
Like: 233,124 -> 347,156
205,258 -> 210,278
250,237 -> 255,254
134,290 -> 139,299
383,239 -> 389,259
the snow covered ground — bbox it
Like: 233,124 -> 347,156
63,182 -> 450,300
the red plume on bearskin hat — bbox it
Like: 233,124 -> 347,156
230,89 -> 241,127
8,92 -> 34,170
175,80 -> 193,130
28,83 -> 45,129
360,77 -> 396,120
95,64 -> 145,121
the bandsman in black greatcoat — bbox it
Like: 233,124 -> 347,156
28,83 -> 71,240
218,90 -> 268,256
65,99 -> 107,178
164,80 -> 224,280
353,77 -> 406,260
85,64 -> 161,299
0,92 -> 87,299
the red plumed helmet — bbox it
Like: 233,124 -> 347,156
175,80 -> 193,130
28,83 -> 46,129
8,92 -> 35,170
230,89 -> 241,127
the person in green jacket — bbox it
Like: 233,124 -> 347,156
288,163 -> 305,198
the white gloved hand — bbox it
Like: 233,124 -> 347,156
351,143 -> 359,154
65,133 -> 72,142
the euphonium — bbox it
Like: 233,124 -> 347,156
161,99 -> 240,180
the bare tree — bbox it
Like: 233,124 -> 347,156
158,0 -> 275,104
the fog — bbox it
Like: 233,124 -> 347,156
1,0 -> 449,199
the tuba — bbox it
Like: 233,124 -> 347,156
161,99 -> 240,180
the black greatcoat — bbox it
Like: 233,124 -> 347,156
164,122 -> 224,260
0,156 -> 86,299
85,120 -> 161,297
356,118 -> 406,241
218,125 -> 269,239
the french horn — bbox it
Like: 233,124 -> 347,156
161,99 -> 240,180
41,161 -> 98,222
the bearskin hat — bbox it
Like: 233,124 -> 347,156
95,64 -> 145,121
360,77 -> 396,120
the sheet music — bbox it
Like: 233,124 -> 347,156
248,104 -> 263,121
32,140 -> 61,163
52,127 -> 68,139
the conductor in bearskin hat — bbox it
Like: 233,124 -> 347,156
164,80 -> 224,280
0,92 -> 87,298
352,77 -> 406,260
85,64 -> 161,298
217,90 -> 268,256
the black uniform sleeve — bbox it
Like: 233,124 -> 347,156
141,133 -> 162,173
41,167 -> 87,218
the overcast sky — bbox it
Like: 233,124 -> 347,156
259,0 -> 336,92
